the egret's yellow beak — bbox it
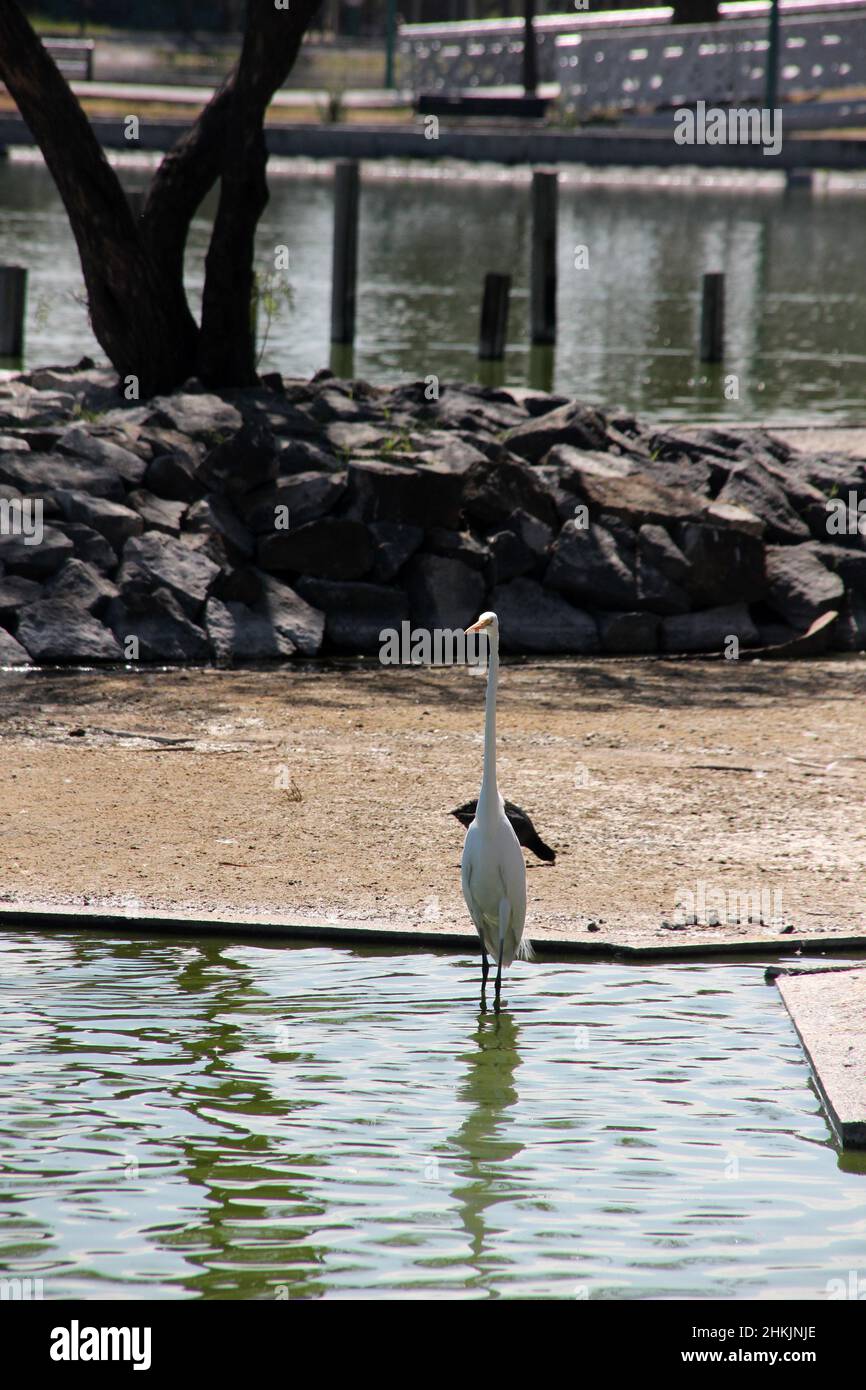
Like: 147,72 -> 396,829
465,619 -> 487,635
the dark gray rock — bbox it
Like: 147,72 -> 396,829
369,521 -> 424,583
0,626 -> 30,665
347,458 -> 466,530
57,426 -> 148,487
462,453 -> 559,532
677,522 -> 766,607
545,520 -> 637,610
253,573 -> 325,656
598,610 -> 660,654
309,385 -> 373,423
145,452 -> 201,502
638,523 -> 690,584
197,419 -> 279,498
492,578 -> 599,654
119,532 -> 220,618
184,494 -> 254,561
753,616 -> 802,648
414,435 -> 490,472
0,525 -> 73,577
325,420 -> 393,454
568,468 -> 708,529
0,574 -> 41,622
240,470 -> 346,534
294,578 -> 409,653
126,489 -> 187,536
811,542 -> 866,595
506,509 -> 554,560
704,499 -> 766,538
754,610 -> 838,657
212,565 -> 262,605
258,518 -> 373,580
505,401 -> 609,463
55,521 -> 118,573
422,385 -> 527,435
639,450 -> 713,496
497,386 -> 570,416
716,459 -> 811,544
147,392 -> 242,441
406,553 -> 485,632
830,592 -> 866,652
107,588 -> 210,662
543,444 -> 634,484
278,438 -> 343,474
139,425 -> 203,467
755,454 -> 829,535
54,490 -> 144,550
425,528 -> 489,573
179,528 -> 230,572
646,427 -> 738,467
661,604 -> 759,654
487,528 -> 535,585
636,554 -> 690,615
17,600 -> 122,661
0,452 -> 125,501
44,558 -> 118,614
764,543 -> 845,628
204,596 -> 296,661
788,451 -> 866,498
249,397 -> 323,439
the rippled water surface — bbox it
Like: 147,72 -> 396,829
0,932 -> 864,1300
3,158 -> 866,421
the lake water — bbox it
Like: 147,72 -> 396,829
2,157 -> 866,423
1,931 -> 864,1300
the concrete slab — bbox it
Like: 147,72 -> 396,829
776,967 -> 866,1148
4,903 -> 866,965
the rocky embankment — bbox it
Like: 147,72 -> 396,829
0,359 -> 864,665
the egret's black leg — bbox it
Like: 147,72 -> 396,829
480,948 -> 489,1010
494,940 -> 504,1013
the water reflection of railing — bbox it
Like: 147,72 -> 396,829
399,2 -> 866,115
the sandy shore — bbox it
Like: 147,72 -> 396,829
2,655 -> 866,952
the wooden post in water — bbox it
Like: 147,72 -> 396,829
330,159 -> 360,346
530,168 -> 558,346
478,273 -> 511,361
700,272 -> 724,363
0,266 -> 27,359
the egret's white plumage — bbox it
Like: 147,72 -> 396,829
461,611 -> 530,1005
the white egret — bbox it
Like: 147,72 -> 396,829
461,611 -> 531,1009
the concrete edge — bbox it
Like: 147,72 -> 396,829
775,968 -> 866,1149
3,906 -> 866,964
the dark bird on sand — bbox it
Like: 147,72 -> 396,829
450,799 -> 556,864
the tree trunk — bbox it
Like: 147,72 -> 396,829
0,0 -> 322,397
196,0 -> 324,387
0,2 -> 198,395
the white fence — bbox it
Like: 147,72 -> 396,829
399,2 -> 866,113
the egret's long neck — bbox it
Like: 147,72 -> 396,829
477,632 -> 500,814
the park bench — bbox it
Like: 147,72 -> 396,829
43,37 -> 95,82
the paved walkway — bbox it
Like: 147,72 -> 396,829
66,79 -> 409,109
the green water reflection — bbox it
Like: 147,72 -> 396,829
1,159 -> 865,422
